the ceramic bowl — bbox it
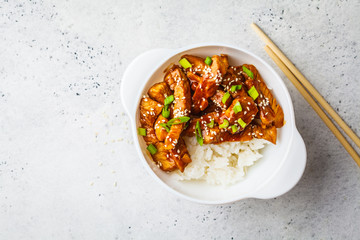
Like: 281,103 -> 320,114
121,43 -> 306,204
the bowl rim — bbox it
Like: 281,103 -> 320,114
130,43 -> 297,204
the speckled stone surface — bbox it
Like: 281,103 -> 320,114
1,0 -> 359,239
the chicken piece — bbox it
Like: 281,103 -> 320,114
169,137 -> 192,172
164,65 -> 189,93
154,115 -> 168,141
242,64 -> 284,128
202,127 -> 221,144
200,101 -> 222,115
216,126 -> 253,143
152,142 -> 177,171
182,112 -> 220,137
211,89 -> 232,110
251,124 -> 277,144
191,54 -> 229,113
184,118 -> 277,145
213,54 -> 229,76
182,119 -> 221,144
172,69 -> 191,118
181,55 -> 207,76
147,82 -> 172,104
164,122 -> 183,150
163,65 -> 192,150
222,71 -> 248,99
143,127 -> 159,144
139,97 -> 163,128
186,71 -> 201,91
220,96 -> 258,126
185,123 -> 252,145
216,123 -> 277,144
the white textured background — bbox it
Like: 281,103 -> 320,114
1,0 -> 359,239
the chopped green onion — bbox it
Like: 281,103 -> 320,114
147,144 -> 157,155
159,123 -> 170,132
160,116 -> 191,131
162,105 -> 170,118
231,125 -> 238,133
247,86 -> 259,100
138,127 -> 147,136
237,118 -> 247,129
207,119 -> 215,128
195,121 -> 203,146
242,65 -> 254,79
230,84 -> 242,92
219,119 -> 229,129
222,92 -> 231,104
233,102 -> 242,114
167,116 -> 190,126
179,58 -> 192,69
164,95 -> 174,105
204,56 -> 212,66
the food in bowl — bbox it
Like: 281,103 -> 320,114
138,54 -> 284,183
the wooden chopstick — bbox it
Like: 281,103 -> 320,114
251,23 -> 360,150
264,45 -> 360,166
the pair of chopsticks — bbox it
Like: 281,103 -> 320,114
251,23 -> 360,167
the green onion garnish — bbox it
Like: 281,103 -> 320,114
219,119 -> 229,129
242,66 -> 254,79
237,118 -> 246,129
159,123 -> 170,132
233,102 -> 242,114
147,144 -> 157,155
207,119 -> 215,128
179,58 -> 192,69
159,116 -> 191,131
222,92 -> 231,104
230,84 -> 242,92
247,86 -> 259,100
195,121 -> 203,146
231,125 -> 238,133
162,105 -> 170,118
164,95 -> 174,105
204,56 -> 212,66
138,127 -> 147,136
167,116 -> 191,126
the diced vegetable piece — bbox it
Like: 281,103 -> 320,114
138,127 -> 147,136
233,101 -> 242,114
162,105 -> 170,118
164,95 -> 174,105
160,116 -> 191,133
222,92 -> 231,104
237,118 -> 246,129
167,116 -> 191,126
207,119 -> 215,128
219,119 -> 229,129
247,86 -> 259,100
242,66 -> 254,79
147,144 -> 157,154
230,84 -> 242,92
159,123 -> 170,132
179,58 -> 192,69
231,125 -> 238,133
195,121 -> 203,146
204,56 -> 212,66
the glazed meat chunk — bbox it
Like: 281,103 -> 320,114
191,54 -> 229,113
147,82 -> 172,104
163,65 -> 192,150
241,64 -> 284,128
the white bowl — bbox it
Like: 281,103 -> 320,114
121,43 -> 306,204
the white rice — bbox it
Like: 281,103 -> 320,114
174,137 -> 269,185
